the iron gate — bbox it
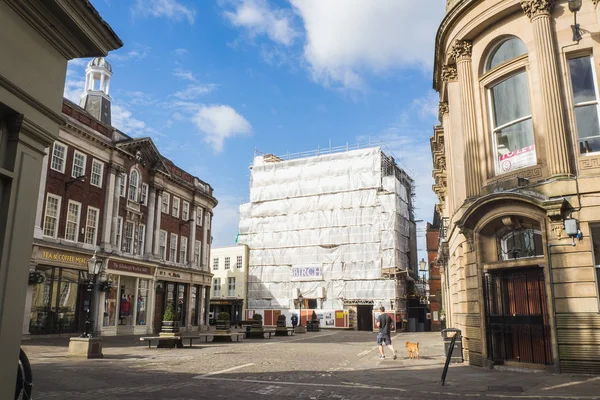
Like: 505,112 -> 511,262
484,268 -> 552,365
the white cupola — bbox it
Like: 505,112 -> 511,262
79,57 -> 113,125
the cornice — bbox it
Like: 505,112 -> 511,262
520,0 -> 555,20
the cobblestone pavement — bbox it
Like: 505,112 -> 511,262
21,330 -> 600,399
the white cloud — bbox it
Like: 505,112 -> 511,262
223,0 -> 297,46
192,105 -> 252,153
211,193 -> 247,246
133,0 -> 195,24
64,79 -> 85,103
110,45 -> 151,62
173,69 -> 197,82
125,91 -> 156,106
174,48 -> 189,56
112,104 -> 154,137
174,84 -> 218,100
411,91 -> 440,121
289,0 -> 446,90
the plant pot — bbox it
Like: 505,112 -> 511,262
216,320 -> 231,332
160,321 -> 180,336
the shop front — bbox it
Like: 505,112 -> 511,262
101,258 -> 155,336
209,299 -> 244,325
26,246 -> 93,335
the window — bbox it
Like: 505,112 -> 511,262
161,192 -> 170,213
141,183 -> 149,205
91,159 -> 104,187
43,194 -> 61,238
196,207 -> 203,226
123,221 -> 134,253
172,197 -> 180,218
485,37 -> 535,175
119,173 -> 126,197
115,217 -> 123,250
84,207 -> 99,245
182,201 -> 189,220
213,258 -> 219,270
170,233 -> 178,262
204,244 -> 210,267
568,55 -> 600,154
213,278 -> 221,296
71,151 -> 86,178
136,224 -> 146,256
128,169 -> 140,201
591,225 -> 600,305
225,257 -> 230,270
159,230 -> 167,260
51,142 -> 67,173
195,240 -> 201,267
497,227 -> 543,261
228,277 -> 236,297
236,255 -> 243,269
64,201 -> 81,242
180,237 -> 188,264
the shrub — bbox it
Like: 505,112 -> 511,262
217,312 -> 230,321
162,303 -> 177,322
277,314 -> 286,322
252,313 -> 263,321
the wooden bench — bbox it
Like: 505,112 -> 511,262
275,327 -> 296,336
196,332 -> 245,342
140,336 -> 199,348
247,329 -> 276,339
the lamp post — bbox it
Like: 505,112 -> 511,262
568,0 -> 583,42
298,294 -> 303,327
80,251 -> 103,338
419,258 -> 428,299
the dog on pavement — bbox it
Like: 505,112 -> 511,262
405,341 -> 420,359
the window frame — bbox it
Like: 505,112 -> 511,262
64,200 -> 82,242
196,206 -> 203,226
228,277 -> 236,297
172,197 -> 180,218
213,278 -> 221,296
141,183 -> 149,206
128,169 -> 140,202
236,255 -> 243,269
194,240 -> 201,267
119,173 -> 127,197
182,201 -> 189,220
224,256 -> 230,270
71,150 -> 87,179
159,230 -> 168,260
137,223 -> 146,256
589,223 -> 600,309
213,257 -> 219,271
115,216 -> 123,251
162,193 -> 170,214
51,142 -> 67,173
91,159 -> 104,188
180,236 -> 188,264
170,233 -> 178,262
84,206 -> 100,245
43,193 -> 62,238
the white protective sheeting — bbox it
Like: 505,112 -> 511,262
239,146 -> 414,310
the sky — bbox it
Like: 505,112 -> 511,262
65,0 -> 447,265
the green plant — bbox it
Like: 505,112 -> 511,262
162,303 -> 177,322
277,314 -> 286,322
28,270 -> 46,285
217,312 -> 230,321
99,280 -> 114,293
252,313 -> 263,321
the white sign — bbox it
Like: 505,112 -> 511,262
291,265 -> 323,281
497,145 -> 536,174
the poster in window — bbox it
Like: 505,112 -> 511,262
497,145 -> 536,174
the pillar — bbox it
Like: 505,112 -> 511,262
153,189 -> 163,257
33,149 -> 49,239
145,185 -> 157,255
451,40 -> 481,198
204,285 -> 211,327
102,164 -> 117,250
521,0 -> 571,177
202,210 -> 210,271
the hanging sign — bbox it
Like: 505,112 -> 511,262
291,265 -> 323,281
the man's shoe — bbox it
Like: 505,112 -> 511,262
393,352 -> 397,360
379,355 -> 385,359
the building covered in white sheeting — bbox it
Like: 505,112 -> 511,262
237,146 -> 418,330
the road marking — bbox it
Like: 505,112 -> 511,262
194,363 -> 255,378
193,376 -> 407,392
540,376 -> 600,391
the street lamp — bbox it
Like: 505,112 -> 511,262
419,258 -> 428,300
568,0 -> 583,42
80,251 -> 103,338
298,294 -> 303,327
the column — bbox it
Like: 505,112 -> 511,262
153,189 -> 163,256
33,149 -> 49,239
190,205 -> 197,268
521,0 -> 571,177
204,285 -> 211,327
145,185 -> 157,255
202,210 -> 210,270
102,165 -> 117,250
450,41 -> 481,198
100,74 -> 105,93
109,167 -> 121,248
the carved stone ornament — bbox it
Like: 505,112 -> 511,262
441,65 -> 458,82
550,222 -> 564,239
594,0 -> 599,7
520,0 -> 555,20
450,40 -> 473,61
439,102 -> 449,116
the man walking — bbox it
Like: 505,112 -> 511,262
376,306 -> 397,360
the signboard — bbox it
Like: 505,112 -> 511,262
497,145 -> 536,174
37,248 -> 88,269
291,265 -> 323,281
108,260 -> 153,275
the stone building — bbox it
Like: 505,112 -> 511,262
432,0 -> 600,374
425,209 -> 443,332
24,57 -> 217,337
0,0 -> 122,395
208,244 -> 249,324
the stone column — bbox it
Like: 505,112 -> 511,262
22,263 -> 36,335
145,185 -> 157,255
190,205 -> 198,268
521,0 -> 571,177
33,149 -> 49,239
202,210 -> 209,271
153,189 -> 163,257
102,164 -> 117,250
110,167 -> 122,248
204,285 -> 211,327
450,41 -> 481,198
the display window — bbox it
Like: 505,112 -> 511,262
103,273 -> 118,327
137,279 -> 149,326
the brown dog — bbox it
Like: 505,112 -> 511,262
405,341 -> 420,359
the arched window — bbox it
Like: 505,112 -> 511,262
485,37 -> 535,175
128,169 -> 139,201
497,225 -> 543,261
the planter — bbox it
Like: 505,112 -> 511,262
160,321 -> 181,336
215,320 -> 231,332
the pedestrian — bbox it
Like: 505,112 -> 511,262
376,306 -> 397,360
291,314 -> 298,329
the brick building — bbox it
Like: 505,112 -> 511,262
23,57 -> 217,336
425,209 -> 442,332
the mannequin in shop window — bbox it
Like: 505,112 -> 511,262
120,293 -> 131,324
137,294 -> 145,325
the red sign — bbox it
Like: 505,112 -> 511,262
108,260 -> 153,275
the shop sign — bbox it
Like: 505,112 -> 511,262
108,260 -> 153,275
291,265 -> 323,281
38,249 -> 88,268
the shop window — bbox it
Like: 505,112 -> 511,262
43,194 -> 61,238
123,221 -> 134,253
64,200 -> 81,242
182,201 -> 189,220
128,169 -> 139,202
225,256 -> 230,270
177,285 -> 187,326
484,37 -> 535,175
119,276 -> 136,326
180,236 -> 188,264
213,257 -> 219,270
159,230 -> 167,260
84,207 -> 99,245
172,197 -> 180,218
51,142 -> 67,173
161,192 -> 170,214
213,278 -> 221,297
228,277 -> 236,297
103,273 -> 118,327
91,159 -> 103,188
119,173 -> 126,197
141,183 -> 148,205
136,279 -> 149,326
236,255 -> 242,269
170,233 -> 178,262
71,151 -> 86,179
191,286 -> 199,326
591,224 -> 600,304
567,55 -> 600,154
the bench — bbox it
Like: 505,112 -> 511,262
196,332 -> 245,342
275,327 -> 296,336
247,329 -> 276,339
139,336 -> 195,348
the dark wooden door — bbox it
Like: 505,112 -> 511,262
153,289 -> 165,334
